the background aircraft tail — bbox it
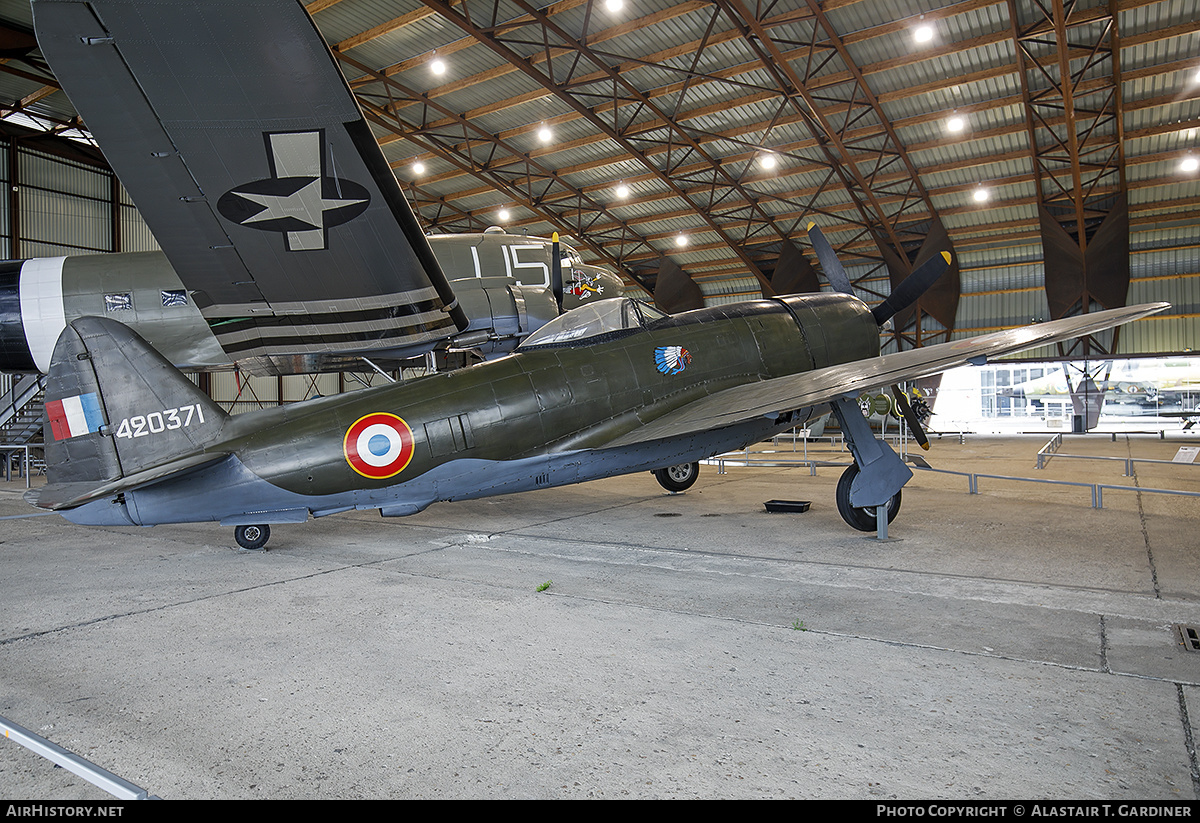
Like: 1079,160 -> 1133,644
33,317 -> 229,509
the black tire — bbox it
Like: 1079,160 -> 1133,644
653,461 -> 700,492
835,464 -> 901,532
234,524 -> 271,550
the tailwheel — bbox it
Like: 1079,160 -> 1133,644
234,524 -> 271,551
835,464 -> 901,532
652,461 -> 700,492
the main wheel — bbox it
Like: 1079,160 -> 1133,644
835,464 -> 901,532
234,524 -> 271,550
653,461 -> 700,492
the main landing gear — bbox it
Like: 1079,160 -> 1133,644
830,397 -> 912,537
835,464 -> 901,532
234,524 -> 271,550
653,461 -> 700,492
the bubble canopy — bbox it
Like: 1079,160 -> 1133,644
518,297 -> 668,349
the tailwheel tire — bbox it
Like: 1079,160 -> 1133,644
652,461 -> 700,492
235,524 -> 271,551
835,464 -> 901,532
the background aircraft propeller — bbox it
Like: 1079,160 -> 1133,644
891,385 -> 931,451
551,232 -> 564,309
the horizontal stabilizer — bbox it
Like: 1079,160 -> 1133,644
26,452 -> 228,511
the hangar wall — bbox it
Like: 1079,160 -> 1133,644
0,130 -> 158,259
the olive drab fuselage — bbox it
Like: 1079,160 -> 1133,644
221,293 -> 881,497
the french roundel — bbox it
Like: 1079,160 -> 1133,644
343,413 -> 415,479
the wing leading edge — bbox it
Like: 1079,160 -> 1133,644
606,303 -> 1171,448
32,0 -> 468,372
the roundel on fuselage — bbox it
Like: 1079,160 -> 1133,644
343,412 -> 415,479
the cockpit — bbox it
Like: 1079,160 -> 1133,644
518,297 -> 668,349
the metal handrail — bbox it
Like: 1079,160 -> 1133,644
1035,450 -> 1199,477
1,714 -> 157,800
708,447 -> 1200,510
1036,433 -> 1063,468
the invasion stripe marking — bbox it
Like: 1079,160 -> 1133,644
18,257 -> 67,373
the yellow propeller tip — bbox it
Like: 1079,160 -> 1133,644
920,443 -> 931,451
806,222 -> 816,231
552,232 -> 559,242
940,251 -> 952,264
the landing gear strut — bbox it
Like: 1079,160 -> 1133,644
234,524 -> 271,550
835,464 -> 901,532
830,397 -> 912,536
653,461 -> 700,492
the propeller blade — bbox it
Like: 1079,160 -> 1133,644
551,232 -> 564,309
871,251 -> 952,326
805,222 -> 854,295
891,385 -> 930,451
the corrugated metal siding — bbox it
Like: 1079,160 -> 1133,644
0,144 -> 115,256
120,204 -> 160,253
18,185 -> 109,254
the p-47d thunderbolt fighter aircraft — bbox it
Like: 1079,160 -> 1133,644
28,291 -> 1165,547
22,0 -> 1168,546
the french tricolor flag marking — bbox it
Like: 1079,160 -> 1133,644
46,393 -> 105,441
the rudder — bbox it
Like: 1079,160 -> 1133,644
42,316 -> 228,487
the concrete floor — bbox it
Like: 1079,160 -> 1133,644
1,432 -> 1198,799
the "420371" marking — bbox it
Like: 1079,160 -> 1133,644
114,404 -> 206,439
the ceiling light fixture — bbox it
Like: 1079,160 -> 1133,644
675,234 -> 688,247
538,124 -> 552,143
412,161 -> 425,174
1181,155 -> 1199,173
605,0 -> 623,11
760,152 -> 777,170
973,186 -> 990,203
615,182 -> 630,198
947,116 -> 965,132
498,208 -> 511,220
431,57 -> 446,75
914,24 -> 934,43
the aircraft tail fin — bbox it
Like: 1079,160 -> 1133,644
39,317 -> 229,494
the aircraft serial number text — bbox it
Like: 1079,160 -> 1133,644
114,404 -> 206,439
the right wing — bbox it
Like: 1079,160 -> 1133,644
606,302 -> 1171,447
32,0 -> 467,373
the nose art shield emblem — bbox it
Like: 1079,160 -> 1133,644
217,130 -> 370,252
654,346 -> 692,375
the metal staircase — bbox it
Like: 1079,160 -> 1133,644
1,373 -> 47,445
